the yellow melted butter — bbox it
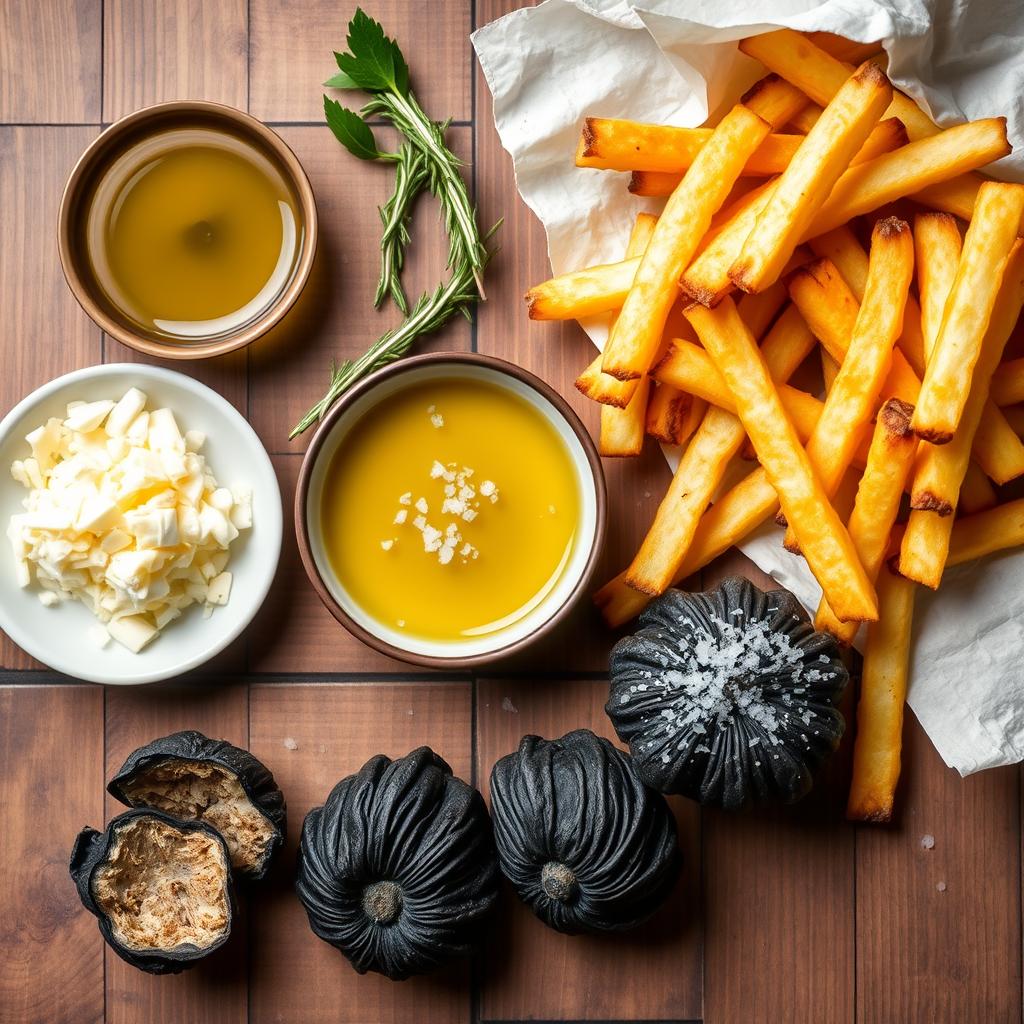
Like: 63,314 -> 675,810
321,378 -> 581,642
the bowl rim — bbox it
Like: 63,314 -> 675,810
294,352 -> 608,669
57,99 -> 318,361
0,362 -> 283,684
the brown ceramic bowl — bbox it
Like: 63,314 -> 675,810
295,353 -> 607,669
58,100 -> 317,360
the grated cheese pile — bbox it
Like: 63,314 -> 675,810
621,613 -> 835,762
7,388 -> 252,653
381,459 -> 499,566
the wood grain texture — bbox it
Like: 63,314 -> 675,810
248,455 -> 422,673
0,127 -> 103,669
855,717 -> 1022,1023
473,25 -> 672,672
102,684 -> 250,1024
475,678 -> 702,1022
103,0 -> 248,121
700,553 -> 856,1024
247,682 -> 473,1024
0,686 -> 104,1024
249,0 -> 471,123
248,125 -> 472,454
0,0 -> 101,123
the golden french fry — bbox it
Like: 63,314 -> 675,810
740,28 -> 935,141
969,391 -> 1024,484
684,297 -> 877,622
948,497 -> 1024,566
737,277 -> 791,340
914,211 -> 962,359
599,377 -> 650,457
788,103 -> 821,133
682,118 -> 1007,307
526,256 -> 639,320
815,398 -> 918,644
728,61 -> 893,294
809,223 -> 926,375
576,118 -> 804,175
628,116 -> 906,196
899,242 -> 1024,588
783,217 -> 913,552
621,286 -> 791,594
740,73 -> 813,130
575,213 -> 659,408
624,406 -> 750,594
913,175 -> 986,222
822,349 -> 840,393
645,384 -> 696,445
959,463 -> 998,515
991,358 -> 1024,407
846,566 -> 916,824
602,105 -> 772,381
804,32 -> 883,66
912,183 -> 1024,443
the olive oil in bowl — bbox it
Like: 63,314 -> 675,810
83,125 -> 302,343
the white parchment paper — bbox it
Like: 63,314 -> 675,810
473,0 -> 1024,775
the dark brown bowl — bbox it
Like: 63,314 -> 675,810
294,352 -> 607,669
58,100 -> 317,360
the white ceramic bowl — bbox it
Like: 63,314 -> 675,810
296,353 -> 606,668
0,364 -> 282,683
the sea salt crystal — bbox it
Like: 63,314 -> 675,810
399,492 -> 412,506
920,834 -> 935,850
461,508 -> 477,522
430,412 -> 445,428
501,697 -> 518,713
415,497 -> 428,514
412,514 -> 427,531
437,544 -> 454,565
380,539 -> 394,551
283,737 -> 298,751
936,881 -> 947,893
430,460 -> 447,479
393,509 -> 407,525
397,619 -> 406,628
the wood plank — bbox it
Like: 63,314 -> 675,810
473,29 -> 671,671
475,677 -> 701,1022
0,0 -> 101,123
0,126 -> 103,670
248,0 -> 471,124
103,340 -> 248,417
103,0 -> 248,122
701,552 -> 856,1024
248,455 -> 424,673
103,683 -> 251,1024
248,125 -> 472,455
248,681 -> 473,1024
856,716 -> 1021,1023
0,685 -> 104,1024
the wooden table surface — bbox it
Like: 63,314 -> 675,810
1,2 -> 1021,1023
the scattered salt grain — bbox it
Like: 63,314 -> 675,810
397,619 -> 406,628
936,881 -> 947,893
501,697 -> 518,714
283,737 -> 298,751
393,509 -> 407,525
380,539 -> 394,551
415,497 -> 429,514
920,834 -> 935,850
399,492 -> 412,506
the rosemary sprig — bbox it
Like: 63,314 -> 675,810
291,9 -> 495,438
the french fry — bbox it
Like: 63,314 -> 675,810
912,175 -> 987,223
740,29 -> 935,141
822,349 -> 840,392
526,256 -> 639,320
959,463 -> 998,515
968,390 -> 1024,484
912,183 -> 1024,443
728,61 -> 893,294
682,118 -> 1008,307
645,384 -> 696,445
684,297 -> 877,622
783,218 -> 913,552
899,242 -> 1024,588
815,398 -> 918,644
622,286 -> 791,594
786,256 -> 918,403
628,116 -> 906,197
809,223 -> 926,375
740,73 -> 813,130
846,566 -> 916,823
805,32 -> 882,66
948,497 -> 1024,566
990,357 -> 1024,407
602,105 -> 772,381
576,118 -> 804,175
737,277 -> 791,340
600,378 -> 651,457
787,103 -> 821,133
914,211 -> 962,360
597,214 -> 660,449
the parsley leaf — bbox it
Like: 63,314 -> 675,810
335,7 -> 409,96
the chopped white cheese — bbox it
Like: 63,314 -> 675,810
7,388 -> 252,653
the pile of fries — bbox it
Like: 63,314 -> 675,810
525,29 -> 1024,822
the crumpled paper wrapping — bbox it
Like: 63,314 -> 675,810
473,0 -> 1024,775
